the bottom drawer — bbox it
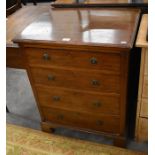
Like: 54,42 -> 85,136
42,107 -> 120,134
137,118 -> 148,142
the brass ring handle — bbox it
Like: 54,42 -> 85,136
53,96 -> 60,101
57,114 -> 64,120
96,120 -> 103,126
91,80 -> 100,86
43,53 -> 50,60
48,74 -> 55,81
90,57 -> 97,64
93,101 -> 101,107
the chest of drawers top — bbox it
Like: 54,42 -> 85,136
13,8 -> 140,50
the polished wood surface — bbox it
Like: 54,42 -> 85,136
14,8 -> 140,49
13,8 -> 141,147
7,4 -> 50,47
25,47 -> 121,74
135,14 -> 148,142
30,67 -> 120,93
36,85 -> 120,115
6,4 -> 50,68
42,107 -> 120,133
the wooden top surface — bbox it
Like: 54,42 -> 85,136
14,8 -> 140,49
136,14 -> 148,48
6,4 -> 50,47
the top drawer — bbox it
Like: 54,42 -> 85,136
25,48 -> 121,74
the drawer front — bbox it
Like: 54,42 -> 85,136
36,86 -> 120,115
25,48 -> 121,74
137,118 -> 148,142
142,75 -> 148,98
42,107 -> 120,134
140,98 -> 148,117
30,67 -> 120,93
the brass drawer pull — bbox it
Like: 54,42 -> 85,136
43,53 -> 50,60
90,57 -> 97,64
57,114 -> 64,120
91,80 -> 100,86
48,74 -> 55,81
96,120 -> 103,126
53,96 -> 60,101
93,101 -> 101,107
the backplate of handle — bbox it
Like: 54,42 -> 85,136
53,96 -> 60,101
90,57 -> 97,64
43,53 -> 50,60
93,101 -> 102,107
48,74 -> 55,81
91,80 -> 100,86
96,120 -> 103,126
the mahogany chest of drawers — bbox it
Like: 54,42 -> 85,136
13,8 -> 140,147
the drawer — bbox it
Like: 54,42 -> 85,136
142,75 -> 148,98
42,107 -> 120,134
140,98 -> 148,117
137,118 -> 148,142
30,67 -> 120,93
36,86 -> 120,115
25,48 -> 121,74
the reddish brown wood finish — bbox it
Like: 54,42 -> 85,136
6,46 -> 25,69
6,4 -> 50,69
25,47 -> 121,74
14,8 -> 140,49
42,107 -> 120,133
13,8 -> 141,147
36,85 -> 120,115
30,67 -> 120,93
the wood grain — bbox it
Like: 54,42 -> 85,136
6,4 -> 50,68
13,8 -> 140,49
13,8 -> 141,147
25,47 -> 121,74
140,98 -> 148,117
142,75 -> 148,98
135,14 -> 148,142
137,118 -> 148,142
30,67 -> 120,93
7,4 -> 50,46
136,14 -> 148,48
36,85 -> 120,115
42,107 -> 120,134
